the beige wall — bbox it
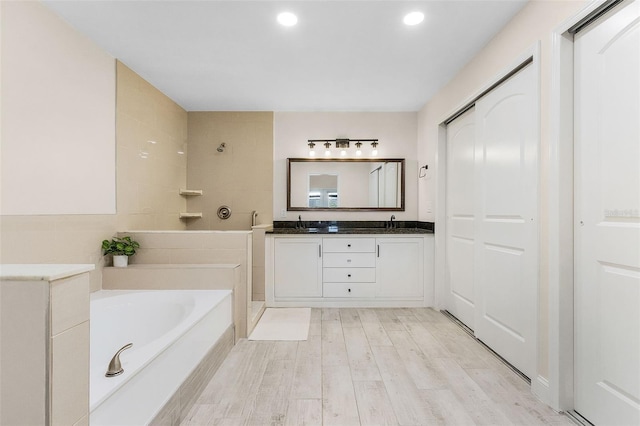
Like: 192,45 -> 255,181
274,112 -> 418,221
116,61 -> 188,231
1,1 -> 116,216
417,0 -> 589,380
0,2 -> 189,292
186,112 -> 274,230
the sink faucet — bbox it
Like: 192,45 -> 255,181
389,215 -> 396,229
297,215 -> 304,229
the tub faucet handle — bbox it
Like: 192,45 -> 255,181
105,343 -> 133,377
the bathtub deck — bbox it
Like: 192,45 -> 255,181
180,308 -> 572,426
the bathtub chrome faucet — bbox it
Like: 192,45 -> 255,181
105,343 -> 133,377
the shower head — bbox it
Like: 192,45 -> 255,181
217,143 -> 226,153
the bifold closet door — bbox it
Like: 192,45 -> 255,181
445,107 -> 477,329
574,1 -> 640,424
473,63 -> 538,379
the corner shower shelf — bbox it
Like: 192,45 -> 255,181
179,212 -> 203,219
179,189 -> 203,196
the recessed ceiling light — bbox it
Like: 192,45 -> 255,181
403,11 -> 424,26
277,12 -> 298,27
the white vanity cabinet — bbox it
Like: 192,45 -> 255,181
376,237 -> 424,298
274,237 -> 322,298
323,237 -> 376,298
266,234 -> 434,307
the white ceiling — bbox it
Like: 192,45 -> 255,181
43,0 -> 528,112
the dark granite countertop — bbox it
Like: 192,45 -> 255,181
268,221 -> 434,235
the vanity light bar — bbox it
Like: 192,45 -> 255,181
307,139 -> 379,157
307,139 -> 378,144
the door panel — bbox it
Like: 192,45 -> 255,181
274,238 -> 322,298
445,108 -> 477,329
474,63 -> 537,379
376,238 -> 423,299
483,244 -> 526,343
574,1 -> 640,424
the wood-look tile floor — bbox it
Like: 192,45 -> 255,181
182,308 -> 573,426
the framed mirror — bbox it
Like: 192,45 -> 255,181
287,158 -> 405,211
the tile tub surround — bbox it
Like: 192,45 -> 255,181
102,264 -> 245,340
89,290 -> 233,426
116,230 -> 253,337
150,326 -> 234,425
0,264 -> 94,426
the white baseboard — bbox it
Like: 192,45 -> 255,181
532,375 -> 551,407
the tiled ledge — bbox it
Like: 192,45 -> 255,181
0,263 -> 94,281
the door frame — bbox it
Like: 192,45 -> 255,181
548,0 -> 626,413
435,41 -> 541,390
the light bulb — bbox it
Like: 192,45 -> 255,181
372,148 -> 378,156
309,149 -> 315,157
403,12 -> 424,26
277,12 -> 298,27
325,149 -> 331,157
340,149 -> 347,156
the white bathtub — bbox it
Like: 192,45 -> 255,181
89,289 -> 233,425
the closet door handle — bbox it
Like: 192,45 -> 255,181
377,245 -> 380,257
319,245 -> 322,257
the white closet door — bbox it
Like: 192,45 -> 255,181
445,107 -> 477,329
574,1 -> 640,424
474,63 -> 538,379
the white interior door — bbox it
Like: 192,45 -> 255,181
473,63 -> 538,379
574,1 -> 640,424
445,107 -> 477,329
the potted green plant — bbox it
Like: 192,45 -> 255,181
101,236 -> 140,267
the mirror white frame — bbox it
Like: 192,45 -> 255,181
287,158 -> 405,212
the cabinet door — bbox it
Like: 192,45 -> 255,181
274,238 -> 322,298
376,238 -> 424,298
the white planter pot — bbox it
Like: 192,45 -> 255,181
113,255 -> 129,268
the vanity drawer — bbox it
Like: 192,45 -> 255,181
323,268 -> 375,283
323,283 -> 375,298
323,253 -> 376,268
323,238 -> 375,253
